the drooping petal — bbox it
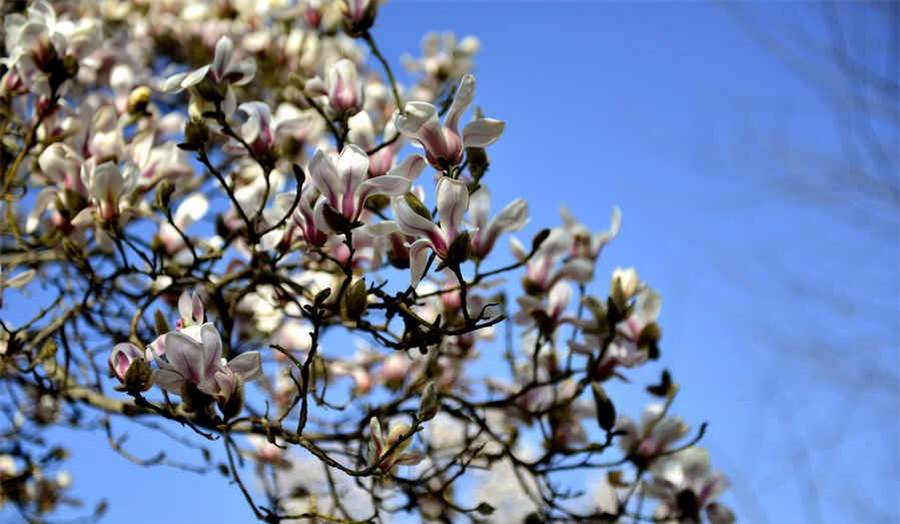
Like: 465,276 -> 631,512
356,175 -> 410,204
462,118 -> 505,148
408,238 -> 431,287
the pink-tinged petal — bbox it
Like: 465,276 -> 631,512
89,162 -> 123,204
211,36 -> 234,81
338,144 -> 369,215
38,143 -> 80,186
227,351 -> 262,382
177,289 -> 193,323
462,118 -> 505,148
163,331 -> 204,383
152,368 -> 185,394
199,323 -> 224,382
396,102 -> 446,157
445,74 -> 475,133
109,342 -> 142,381
408,238 -> 432,287
309,150 -> 341,207
147,334 -> 166,360
435,177 -> 468,237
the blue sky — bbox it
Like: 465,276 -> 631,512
5,2 -> 897,523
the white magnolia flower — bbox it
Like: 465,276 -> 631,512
395,74 -> 504,169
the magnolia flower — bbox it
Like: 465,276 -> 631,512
162,36 -> 256,116
468,187 -> 528,259
645,448 -> 734,524
71,160 -> 138,225
326,59 -> 364,115
309,144 -> 411,233
148,288 -> 205,358
1,0 -> 101,94
395,74 -> 504,169
108,342 -> 143,382
561,206 -> 621,260
512,228 -> 594,294
392,176 -> 469,286
515,282 -> 573,335
367,418 -> 424,473
163,36 -> 255,93
616,404 -> 689,464
347,112 -> 405,177
153,323 -> 262,407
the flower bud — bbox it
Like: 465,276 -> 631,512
326,59 -> 363,115
341,0 -> 378,36
180,119 -> 209,151
417,381 -> 439,421
345,278 -> 368,319
154,180 -> 175,210
591,383 -> 616,432
123,357 -> 153,393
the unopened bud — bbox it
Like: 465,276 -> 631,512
124,357 -> 153,393
345,278 -> 368,319
417,381 -> 439,421
155,180 -> 175,210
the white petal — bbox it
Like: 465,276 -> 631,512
446,74 -> 475,132
435,177 -> 468,235
227,351 -> 262,381
409,238 -> 431,287
462,118 -> 505,148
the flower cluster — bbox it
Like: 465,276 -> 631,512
0,1 -> 733,523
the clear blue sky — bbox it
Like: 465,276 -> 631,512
11,3 -> 897,524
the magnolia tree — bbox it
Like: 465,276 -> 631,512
0,1 -> 734,523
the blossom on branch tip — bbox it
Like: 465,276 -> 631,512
395,74 -> 504,170
309,144 -> 411,233
392,176 -> 469,286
